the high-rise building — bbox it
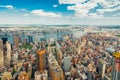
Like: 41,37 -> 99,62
2,37 -> 8,45
4,41 -> 11,67
0,50 -> 4,68
36,49 -> 46,72
28,35 -> 33,44
50,67 -> 65,80
34,37 -> 38,44
0,39 -> 3,50
57,30 -> 60,40
6,41 -> 11,59
13,52 -> 18,61
0,39 -> 3,67
57,50 -> 63,65
111,52 -> 120,80
5,41 -> 11,67
99,60 -> 106,78
14,36 -> 19,48
28,63 -> 32,79
23,38 -> 27,45
62,56 -> 71,72
88,64 -> 93,80
48,54 -> 65,80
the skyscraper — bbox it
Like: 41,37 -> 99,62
34,37 -> 38,44
23,38 -> 27,45
57,50 -> 63,66
48,56 -> 65,80
6,41 -> 11,67
0,50 -> 4,68
0,39 -> 4,68
36,49 -> 46,72
2,37 -> 8,45
28,35 -> 33,44
111,52 -> 120,80
99,60 -> 106,78
0,39 -> 3,50
14,36 -> 19,48
62,56 -> 71,72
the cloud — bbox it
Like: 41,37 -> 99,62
97,6 -> 120,14
67,1 -> 98,18
0,5 -> 14,9
100,0 -> 120,8
59,0 -> 86,4
20,9 -> 27,11
30,10 -> 62,18
23,13 -> 29,16
53,5 -> 58,8
88,13 -> 103,19
59,0 -> 120,18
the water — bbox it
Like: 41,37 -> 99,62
0,31 -> 74,44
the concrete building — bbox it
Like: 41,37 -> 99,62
36,49 -> 46,72
13,52 -> 18,61
23,38 -> 27,45
28,63 -> 32,79
34,37 -> 39,44
0,39 -> 3,50
62,56 -> 71,72
14,36 -> 19,48
111,52 -> 120,80
48,54 -> 65,80
5,41 -> 11,67
0,39 -> 4,68
57,50 -> 63,65
99,60 -> 106,78
0,50 -> 4,68
35,70 -> 48,80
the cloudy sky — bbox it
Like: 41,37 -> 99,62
0,0 -> 120,25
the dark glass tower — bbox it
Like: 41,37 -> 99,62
28,35 -> 33,43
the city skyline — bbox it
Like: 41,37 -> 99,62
0,0 -> 120,25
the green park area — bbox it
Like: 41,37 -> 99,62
19,44 -> 33,49
116,34 -> 120,37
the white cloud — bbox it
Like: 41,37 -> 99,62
30,10 -> 62,18
97,6 -> 120,14
100,0 -> 120,8
53,5 -> 58,8
67,1 -> 98,18
20,9 -> 27,11
23,13 -> 29,16
59,0 -> 86,4
88,13 -> 103,19
0,5 -> 14,9
60,0 -> 120,18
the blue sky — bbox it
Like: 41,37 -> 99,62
0,0 -> 120,25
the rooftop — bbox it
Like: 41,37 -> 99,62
113,52 -> 120,58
